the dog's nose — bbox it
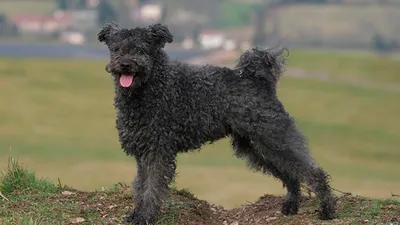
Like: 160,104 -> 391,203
120,60 -> 131,68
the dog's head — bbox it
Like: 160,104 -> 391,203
98,22 -> 173,89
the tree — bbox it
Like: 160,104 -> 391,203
58,0 -> 86,10
252,5 -> 268,47
372,33 -> 395,54
57,0 -> 68,10
159,5 -> 167,24
192,24 -> 202,47
0,13 -> 6,25
0,13 -> 6,36
0,13 -> 19,37
97,0 -> 117,26
281,0 -> 328,3
77,0 -> 87,9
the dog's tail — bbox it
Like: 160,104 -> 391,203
234,46 -> 287,91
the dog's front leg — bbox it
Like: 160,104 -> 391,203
126,152 -> 177,225
132,156 -> 146,208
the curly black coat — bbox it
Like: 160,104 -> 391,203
98,22 -> 336,225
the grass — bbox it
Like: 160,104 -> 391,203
0,49 -> 400,209
287,49 -> 400,84
1,158 -> 399,224
0,157 -> 61,196
0,0 -> 56,17
0,158 -> 213,225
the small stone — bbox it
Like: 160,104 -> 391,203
383,204 -> 396,210
223,221 -> 228,225
108,204 -> 117,209
266,216 -> 277,222
230,221 -> 239,225
71,217 -> 85,223
61,191 -> 74,196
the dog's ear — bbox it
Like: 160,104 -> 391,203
98,22 -> 123,44
147,23 -> 173,48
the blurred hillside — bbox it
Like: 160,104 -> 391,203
0,0 -> 399,52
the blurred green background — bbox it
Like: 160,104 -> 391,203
1,50 -> 399,208
0,0 -> 399,209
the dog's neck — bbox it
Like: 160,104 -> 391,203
149,50 -> 169,76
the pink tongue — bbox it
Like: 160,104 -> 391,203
120,74 -> 134,87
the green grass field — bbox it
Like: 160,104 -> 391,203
1,50 -> 400,209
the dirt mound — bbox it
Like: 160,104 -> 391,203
214,195 -> 400,225
215,195 -> 286,225
2,157 -> 399,224
160,187 -> 399,225
1,182 -> 399,224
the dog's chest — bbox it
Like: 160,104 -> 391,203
113,96 -> 158,152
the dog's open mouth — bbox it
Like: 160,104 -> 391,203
120,74 -> 134,87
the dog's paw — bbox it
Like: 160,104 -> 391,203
124,212 -> 134,224
318,210 -> 336,220
124,212 -> 148,225
281,201 -> 299,216
318,198 -> 336,220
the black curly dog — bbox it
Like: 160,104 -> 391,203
98,22 -> 336,225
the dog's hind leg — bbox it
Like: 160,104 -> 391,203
231,133 -> 301,216
251,120 -> 336,220
126,152 -> 177,225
